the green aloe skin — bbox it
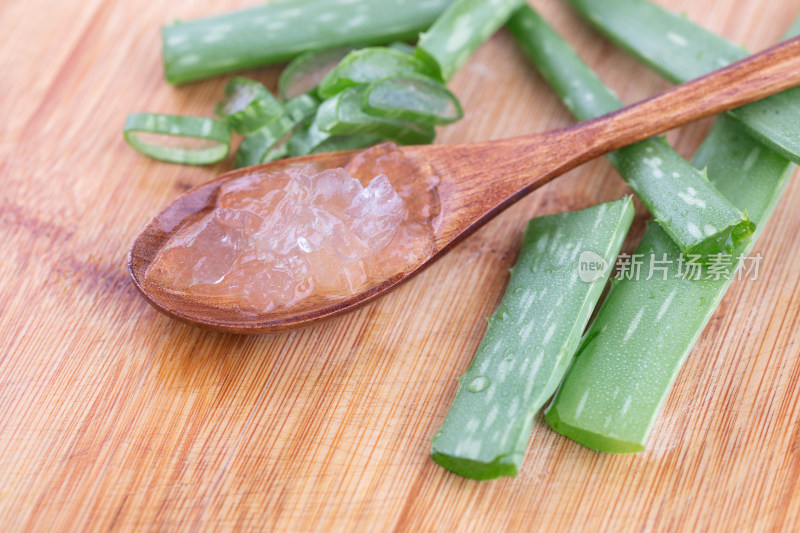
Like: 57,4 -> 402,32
544,10 -> 800,453
566,0 -> 800,165
162,0 -> 454,85
415,0 -> 526,81
431,197 -> 634,479
507,6 -> 754,257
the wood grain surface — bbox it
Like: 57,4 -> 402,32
2,0 -> 800,531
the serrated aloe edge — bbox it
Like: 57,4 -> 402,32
566,0 -> 800,165
507,6 -> 754,257
431,197 -> 634,480
162,0 -> 454,85
543,16 -> 800,454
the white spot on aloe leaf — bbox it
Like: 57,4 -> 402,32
703,224 -> 717,237
445,15 -> 472,53
667,32 -> 688,46
656,290 -> 677,321
483,405 -> 499,430
575,391 -> 589,417
179,54 -> 200,65
744,147 -> 761,172
686,222 -> 704,239
542,323 -> 557,345
520,321 -> 535,344
167,35 -> 187,46
624,308 -> 645,342
678,191 -> 707,209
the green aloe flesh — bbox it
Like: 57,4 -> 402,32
363,75 -> 464,125
215,78 -> 286,135
315,86 -> 436,145
566,0 -> 800,165
162,0 -> 454,85
431,197 -> 635,480
415,0 -> 525,81
318,48 -> 437,99
507,6 -> 754,257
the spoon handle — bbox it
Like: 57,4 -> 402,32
453,35 -> 800,200
539,34 -> 800,166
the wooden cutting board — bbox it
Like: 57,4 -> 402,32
2,0 -> 799,530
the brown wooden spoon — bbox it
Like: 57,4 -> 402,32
130,36 -> 800,334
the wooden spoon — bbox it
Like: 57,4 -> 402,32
130,36 -> 800,334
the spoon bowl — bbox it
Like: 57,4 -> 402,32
130,36 -> 800,333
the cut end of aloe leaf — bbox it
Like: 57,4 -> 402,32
430,197 -> 635,480
684,217 -> 756,257
215,78 -> 286,135
430,450 -> 520,480
317,47 -> 437,99
544,406 -> 644,454
363,74 -> 463,125
316,86 -> 436,144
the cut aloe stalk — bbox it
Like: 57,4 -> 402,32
566,0 -> 800,165
279,46 -> 356,100
543,3 -> 800,455
215,77 -> 286,135
363,74 -> 463,125
162,0 -> 454,85
315,86 -> 436,144
546,115 -> 795,453
123,113 -> 231,165
415,0 -> 525,81
317,48 -> 437,99
507,6 -> 753,256
431,197 -> 635,479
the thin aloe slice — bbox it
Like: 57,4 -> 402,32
315,86 -> 436,145
287,117 -> 332,157
363,75 -> 463,125
507,6 -> 753,256
312,134 -> 384,155
546,115 -> 795,453
215,77 -> 286,135
317,48 -> 437,99
415,0 -> 525,81
162,0 -> 454,85
123,113 -> 231,165
234,95 -> 319,168
286,116 -> 380,157
566,0 -> 800,165
431,197 -> 635,480
278,46 -> 356,100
